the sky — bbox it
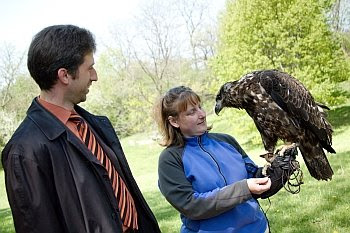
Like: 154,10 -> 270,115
0,0 -> 226,53
0,0 -> 144,52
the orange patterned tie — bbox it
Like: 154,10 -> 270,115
69,113 -> 138,230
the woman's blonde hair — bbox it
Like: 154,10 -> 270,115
153,86 -> 210,147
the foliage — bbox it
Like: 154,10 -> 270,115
209,109 -> 263,150
83,46 -> 216,137
0,44 -> 37,152
0,111 -> 19,153
91,0 -> 220,136
81,50 -> 150,137
1,76 -> 38,118
211,0 -> 350,106
340,31 -> 350,55
0,75 -> 38,153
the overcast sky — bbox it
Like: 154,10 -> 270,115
0,0 -> 226,53
0,0 -> 145,52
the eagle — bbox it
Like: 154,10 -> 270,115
214,69 -> 336,181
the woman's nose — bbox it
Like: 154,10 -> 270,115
198,109 -> 206,118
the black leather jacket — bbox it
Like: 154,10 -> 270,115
2,98 -> 160,233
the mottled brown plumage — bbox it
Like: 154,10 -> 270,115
215,69 -> 335,180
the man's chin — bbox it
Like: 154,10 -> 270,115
75,95 -> 87,104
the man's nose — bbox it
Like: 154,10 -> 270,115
91,69 -> 98,81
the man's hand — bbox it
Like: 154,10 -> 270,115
247,177 -> 271,194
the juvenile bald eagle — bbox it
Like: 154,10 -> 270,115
215,69 -> 335,181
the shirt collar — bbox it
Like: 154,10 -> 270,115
37,97 -> 74,124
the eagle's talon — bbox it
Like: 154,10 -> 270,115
277,143 -> 298,156
262,162 -> 271,177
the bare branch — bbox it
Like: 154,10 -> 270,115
0,44 -> 26,108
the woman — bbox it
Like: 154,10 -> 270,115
154,86 -> 271,233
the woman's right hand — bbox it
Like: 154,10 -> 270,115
246,177 -> 271,194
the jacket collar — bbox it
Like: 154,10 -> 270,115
27,98 -> 120,168
27,98 -> 67,140
184,132 -> 209,146
27,98 -> 114,143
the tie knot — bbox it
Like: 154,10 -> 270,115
69,113 -> 84,127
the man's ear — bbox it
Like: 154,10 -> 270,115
168,116 -> 179,128
57,68 -> 69,85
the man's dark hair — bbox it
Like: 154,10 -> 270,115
27,25 -> 96,90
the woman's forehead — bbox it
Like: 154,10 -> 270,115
180,101 -> 200,113
177,94 -> 200,111
186,102 -> 198,109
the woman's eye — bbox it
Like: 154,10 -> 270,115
187,110 -> 195,115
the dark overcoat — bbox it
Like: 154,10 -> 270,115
2,99 -> 161,233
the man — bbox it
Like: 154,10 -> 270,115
2,25 -> 160,233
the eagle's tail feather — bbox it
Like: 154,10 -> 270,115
299,143 -> 333,181
322,143 -> 336,154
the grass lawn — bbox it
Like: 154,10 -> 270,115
0,104 -> 349,232
0,169 -> 13,233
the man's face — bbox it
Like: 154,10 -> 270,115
68,52 -> 98,104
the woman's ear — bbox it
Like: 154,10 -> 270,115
168,116 -> 179,128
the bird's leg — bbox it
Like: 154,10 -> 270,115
277,143 -> 298,156
259,152 -> 276,176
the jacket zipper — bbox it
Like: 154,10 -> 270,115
198,136 -> 227,185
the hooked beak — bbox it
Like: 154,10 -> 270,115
214,101 -> 223,115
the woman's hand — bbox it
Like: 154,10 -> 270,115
247,177 -> 271,194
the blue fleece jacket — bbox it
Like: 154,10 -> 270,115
158,132 -> 267,233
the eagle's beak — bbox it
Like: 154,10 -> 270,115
214,101 -> 223,115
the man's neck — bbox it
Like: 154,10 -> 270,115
40,90 -> 74,111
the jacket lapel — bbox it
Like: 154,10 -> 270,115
28,99 -> 135,188
27,99 -> 104,165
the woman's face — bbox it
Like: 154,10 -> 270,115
170,102 -> 207,138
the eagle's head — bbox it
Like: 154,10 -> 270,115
215,81 -> 241,115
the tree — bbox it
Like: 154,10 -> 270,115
330,0 -> 350,32
211,0 -> 350,106
176,0 -> 217,70
341,31 -> 350,55
0,44 -> 38,151
93,0 -> 221,136
0,44 -> 26,108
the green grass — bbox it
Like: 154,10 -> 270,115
1,104 -> 349,233
0,170 -> 14,233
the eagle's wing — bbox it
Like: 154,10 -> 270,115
258,70 -> 335,153
258,70 -> 334,180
